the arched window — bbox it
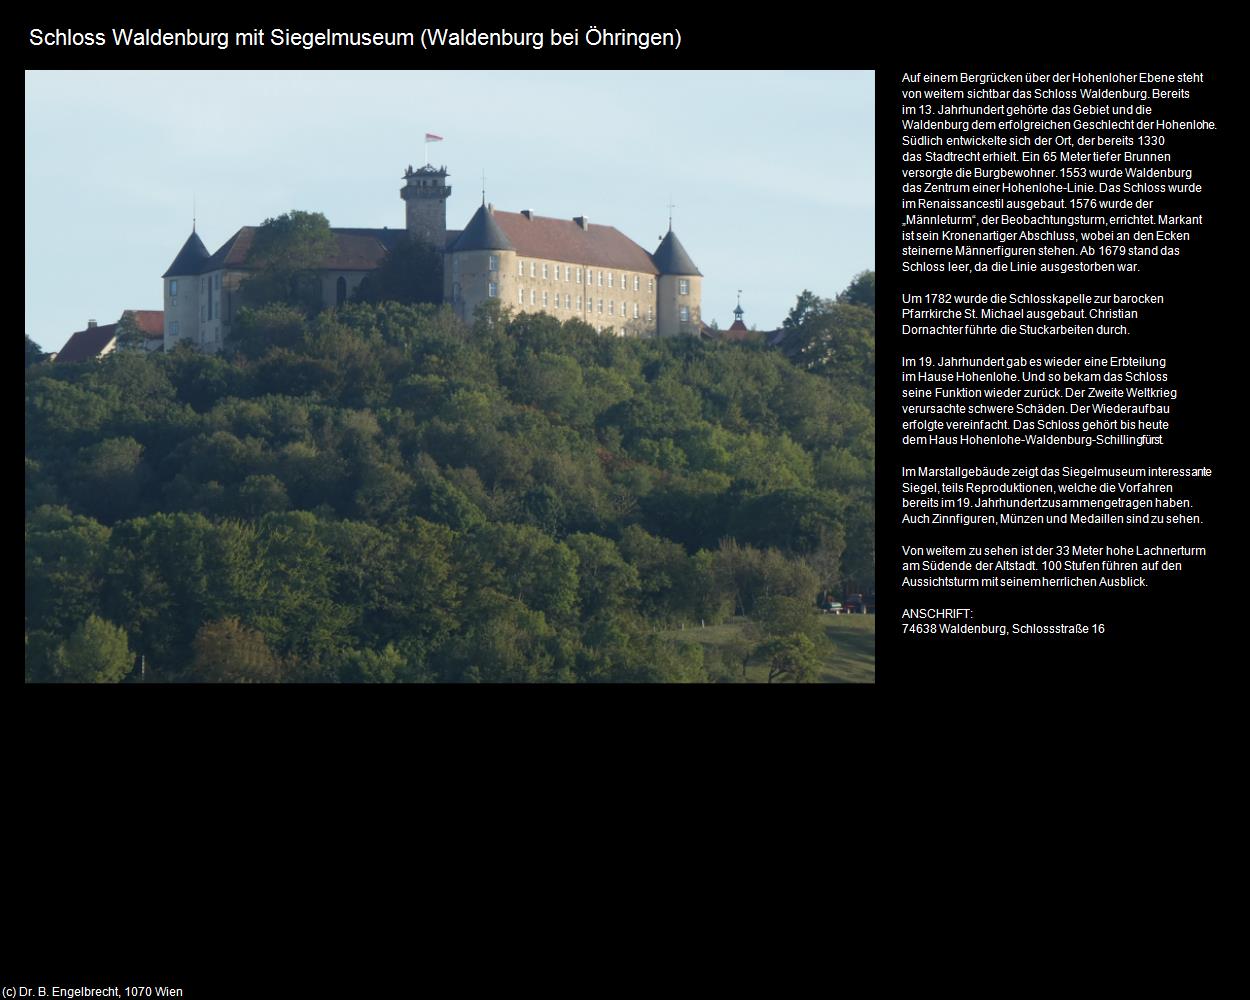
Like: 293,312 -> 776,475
336,276 -> 347,307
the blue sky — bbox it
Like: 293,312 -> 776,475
25,70 -> 873,352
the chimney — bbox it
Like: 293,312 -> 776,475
521,210 -> 533,220
87,320 -> 97,328
574,216 -> 589,231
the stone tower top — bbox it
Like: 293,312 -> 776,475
401,164 -> 452,248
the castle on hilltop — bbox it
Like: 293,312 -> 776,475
162,163 -> 703,353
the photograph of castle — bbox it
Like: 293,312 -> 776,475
160,162 -> 705,353
26,70 -> 873,356
25,70 -> 876,684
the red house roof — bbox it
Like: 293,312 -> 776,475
57,323 -> 118,363
490,211 -> 659,274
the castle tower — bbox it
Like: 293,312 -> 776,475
401,164 -> 451,249
652,227 -> 702,337
445,202 -> 516,323
162,228 -> 209,351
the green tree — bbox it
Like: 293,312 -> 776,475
69,437 -> 153,523
25,334 -> 46,368
114,311 -> 145,351
353,238 -> 443,305
230,303 -> 309,358
780,292 -> 875,387
190,617 -> 284,683
51,615 -> 133,684
753,633 -> 821,684
838,269 -> 875,310
240,211 -> 336,313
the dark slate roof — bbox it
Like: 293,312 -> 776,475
162,231 -> 211,278
488,210 -> 659,273
652,230 -> 701,276
57,323 -> 118,363
200,227 -> 397,273
449,204 -> 516,253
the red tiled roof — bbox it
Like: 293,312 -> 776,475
126,310 -> 165,339
57,324 -> 118,363
205,227 -> 394,272
490,211 -> 659,274
718,320 -> 756,342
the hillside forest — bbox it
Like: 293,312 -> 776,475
25,270 -> 874,682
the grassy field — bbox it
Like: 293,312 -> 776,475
659,614 -> 875,684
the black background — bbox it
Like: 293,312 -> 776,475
16,8 -> 1237,989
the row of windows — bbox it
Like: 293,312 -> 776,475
507,258 -> 655,293
512,284 -> 652,320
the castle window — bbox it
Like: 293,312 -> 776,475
620,273 -> 626,288
577,267 -> 583,283
531,289 -> 536,305
171,321 -> 179,336
648,306 -> 654,321
554,265 -> 560,281
488,281 -> 498,298
607,272 -> 613,288
597,271 -> 603,287
489,255 -> 499,272
633,275 -> 640,291
679,279 -> 690,295
169,279 -> 178,296
542,291 -> 548,307
577,295 -> 583,310
608,300 -> 614,315
598,299 -> 603,314
518,260 -> 524,276
542,263 -> 549,279
519,288 -> 525,305
530,262 -> 536,277
566,294 -> 571,309
633,302 -> 639,319
680,305 -> 690,322
648,278 -> 655,293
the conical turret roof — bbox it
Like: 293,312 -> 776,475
652,229 -> 701,276
162,230 -> 210,278
449,204 -> 515,252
